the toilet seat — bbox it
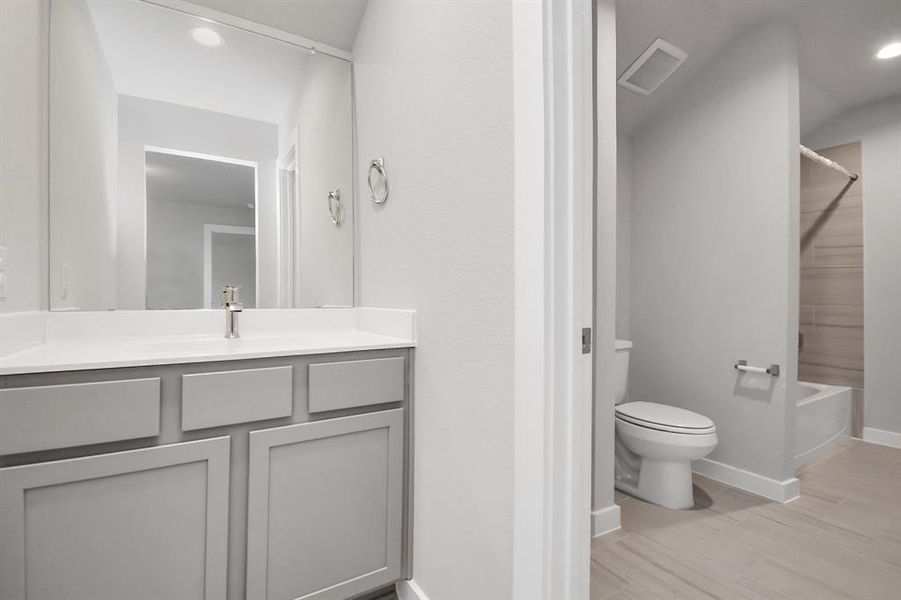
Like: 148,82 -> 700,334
615,401 -> 715,435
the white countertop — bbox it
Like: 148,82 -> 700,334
0,308 -> 416,376
0,331 -> 414,375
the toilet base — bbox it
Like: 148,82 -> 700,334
641,458 -> 695,509
614,417 -> 717,510
615,447 -> 696,509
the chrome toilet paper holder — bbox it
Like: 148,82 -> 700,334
734,360 -> 780,377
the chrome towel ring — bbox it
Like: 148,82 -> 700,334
367,158 -> 389,204
327,188 -> 342,225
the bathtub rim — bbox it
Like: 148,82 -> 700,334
796,380 -> 852,407
794,380 -> 853,471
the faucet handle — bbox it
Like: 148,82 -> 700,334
220,284 -> 241,307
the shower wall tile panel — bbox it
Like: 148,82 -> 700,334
799,142 -> 864,390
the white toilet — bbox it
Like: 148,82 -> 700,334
613,340 -> 717,509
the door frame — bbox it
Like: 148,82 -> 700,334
511,0 -> 595,599
276,135 -> 298,308
202,224 -> 256,309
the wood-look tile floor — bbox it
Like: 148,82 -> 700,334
591,439 -> 901,600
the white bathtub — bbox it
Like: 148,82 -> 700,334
794,381 -> 852,469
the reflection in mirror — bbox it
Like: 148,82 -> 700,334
48,0 -> 354,310
145,150 -> 257,310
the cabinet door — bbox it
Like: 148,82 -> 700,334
0,437 -> 230,600
246,409 -> 404,600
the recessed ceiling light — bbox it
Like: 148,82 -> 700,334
876,42 -> 901,60
190,27 -> 224,48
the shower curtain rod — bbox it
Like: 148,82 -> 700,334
800,145 -> 859,181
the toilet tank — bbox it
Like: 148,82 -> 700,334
614,340 -> 633,405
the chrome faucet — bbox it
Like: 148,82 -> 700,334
220,284 -> 244,339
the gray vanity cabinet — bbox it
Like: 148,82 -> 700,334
0,436 -> 230,600
246,409 -> 405,600
0,349 -> 412,600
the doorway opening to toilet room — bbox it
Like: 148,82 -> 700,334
591,1 -> 901,599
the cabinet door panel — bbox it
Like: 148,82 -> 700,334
247,410 -> 404,600
0,437 -> 229,600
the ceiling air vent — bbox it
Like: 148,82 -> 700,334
618,38 -> 687,96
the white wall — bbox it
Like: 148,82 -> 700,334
630,22 -> 800,482
48,0 -> 118,311
0,0 -> 47,314
292,56 -> 354,308
117,96 -> 278,308
803,96 -> 901,438
593,0 -> 618,519
354,1 -> 515,598
615,135 -> 631,340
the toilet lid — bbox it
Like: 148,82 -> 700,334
616,401 -> 715,434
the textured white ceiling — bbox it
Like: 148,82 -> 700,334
616,0 -> 901,137
188,0 -> 369,52
86,0 -> 348,125
145,151 -> 255,209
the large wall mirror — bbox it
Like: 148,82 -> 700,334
48,0 -> 354,310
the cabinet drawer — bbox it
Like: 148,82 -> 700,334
181,366 -> 293,431
0,378 -> 161,455
308,357 -> 405,413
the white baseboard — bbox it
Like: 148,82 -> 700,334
591,503 -> 622,537
396,579 -> 430,600
693,458 -> 799,503
862,427 -> 901,449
